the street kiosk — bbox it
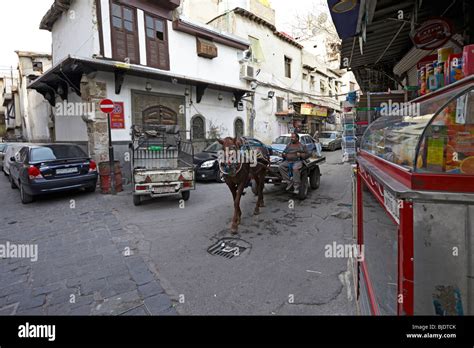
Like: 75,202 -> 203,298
353,75 -> 474,315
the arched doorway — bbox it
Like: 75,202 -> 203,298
234,118 -> 244,138
191,115 -> 206,140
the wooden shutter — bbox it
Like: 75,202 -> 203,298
110,2 -> 139,64
145,14 -> 170,70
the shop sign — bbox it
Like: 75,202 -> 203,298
301,104 -> 328,117
410,18 -> 453,51
110,102 -> 125,129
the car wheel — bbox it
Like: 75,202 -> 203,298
297,172 -> 309,201
310,167 -> 321,190
181,191 -> 190,201
10,174 -> 17,189
331,143 -> 336,151
133,195 -> 142,206
20,183 -> 34,204
216,170 -> 226,183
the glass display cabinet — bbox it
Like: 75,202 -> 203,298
353,75 -> 474,315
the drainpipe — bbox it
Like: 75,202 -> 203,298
249,91 -> 255,137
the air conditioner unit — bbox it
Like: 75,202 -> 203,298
240,63 -> 256,81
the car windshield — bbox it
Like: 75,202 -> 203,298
30,145 -> 87,162
204,142 -> 223,152
320,133 -> 336,139
274,136 -> 291,145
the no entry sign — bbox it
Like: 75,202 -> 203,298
100,99 -> 115,114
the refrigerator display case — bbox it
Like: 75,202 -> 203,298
353,76 -> 474,315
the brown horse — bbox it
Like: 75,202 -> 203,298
218,137 -> 268,234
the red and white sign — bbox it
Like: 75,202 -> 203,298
410,18 -> 453,51
110,102 -> 125,129
100,99 -> 115,114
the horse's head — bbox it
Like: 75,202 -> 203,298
217,137 -> 243,151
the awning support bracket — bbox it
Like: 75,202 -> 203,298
233,91 -> 246,108
115,70 -> 126,95
196,84 -> 208,103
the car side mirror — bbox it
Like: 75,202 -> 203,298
10,156 -> 16,162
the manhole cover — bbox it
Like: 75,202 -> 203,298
207,238 -> 251,259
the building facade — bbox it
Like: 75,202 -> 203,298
2,75 -> 22,140
182,0 -> 342,143
31,0 -> 251,179
16,51 -> 53,142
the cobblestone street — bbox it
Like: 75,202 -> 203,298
1,150 -> 357,315
0,173 -> 177,316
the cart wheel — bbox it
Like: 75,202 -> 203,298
133,195 -> 142,206
297,172 -> 309,200
182,191 -> 190,201
310,167 -> 321,190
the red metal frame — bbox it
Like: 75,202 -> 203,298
399,200 -> 414,315
356,161 -> 415,315
359,151 -> 474,193
355,164 -> 382,315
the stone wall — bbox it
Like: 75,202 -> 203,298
80,75 -> 109,163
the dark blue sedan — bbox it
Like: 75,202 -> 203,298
9,144 -> 98,204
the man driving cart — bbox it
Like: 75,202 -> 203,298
278,132 -> 310,194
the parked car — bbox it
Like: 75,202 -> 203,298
2,143 -> 29,176
194,137 -> 271,182
8,144 -> 98,204
319,131 -> 342,151
0,143 -> 8,172
272,134 -> 322,156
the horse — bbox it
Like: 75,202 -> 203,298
217,137 -> 269,234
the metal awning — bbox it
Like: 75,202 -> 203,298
331,0 -> 463,92
29,55 -> 252,106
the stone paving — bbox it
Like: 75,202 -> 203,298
0,175 -> 177,316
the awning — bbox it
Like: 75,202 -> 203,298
29,55 -> 252,106
332,0 -> 464,92
327,0 -> 361,40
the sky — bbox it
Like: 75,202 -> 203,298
0,0 -> 331,75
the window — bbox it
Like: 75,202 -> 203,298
284,56 -> 292,78
350,81 -> 355,91
310,76 -> 316,91
320,80 -> 327,94
145,14 -> 169,70
276,97 -> 284,112
30,145 -> 87,162
234,118 -> 244,138
191,115 -> 205,140
302,73 -> 308,81
19,147 -> 28,163
248,36 -> 265,63
110,2 -> 139,64
32,62 -> 43,73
